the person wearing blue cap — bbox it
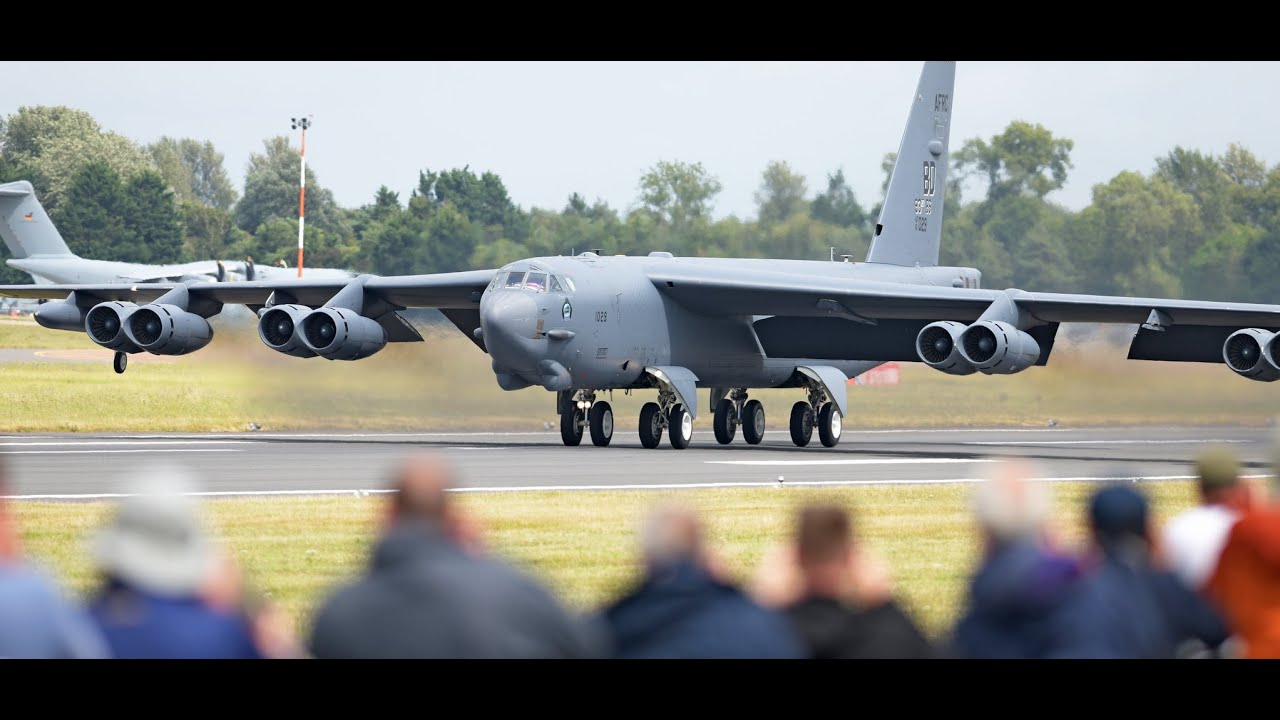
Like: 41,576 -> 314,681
1053,484 -> 1231,658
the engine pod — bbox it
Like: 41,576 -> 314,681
85,301 -> 141,352
958,320 -> 1041,375
1223,328 -> 1280,382
258,304 -> 318,358
300,307 -> 388,361
124,303 -> 214,355
916,321 -> 977,376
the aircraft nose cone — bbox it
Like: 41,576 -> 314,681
481,292 -> 542,373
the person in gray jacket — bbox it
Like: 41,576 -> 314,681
308,453 -> 604,658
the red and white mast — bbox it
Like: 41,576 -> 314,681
291,116 -> 312,278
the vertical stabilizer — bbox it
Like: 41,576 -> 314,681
865,61 -> 955,267
0,181 -> 74,259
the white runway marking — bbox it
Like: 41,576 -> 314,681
0,440 -> 253,447
965,439 -> 1249,446
705,458 -> 993,467
8,474 -> 1269,500
0,449 -> 244,455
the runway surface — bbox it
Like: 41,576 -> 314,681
0,348 -> 174,364
1,425 -> 1275,499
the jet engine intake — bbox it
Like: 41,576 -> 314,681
123,304 -> 213,356
1223,328 -> 1280,382
85,301 -> 141,352
258,304 -> 318,358
957,320 -> 1041,375
915,321 -> 978,375
299,307 -> 387,361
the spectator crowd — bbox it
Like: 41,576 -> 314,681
2,428 -> 1279,659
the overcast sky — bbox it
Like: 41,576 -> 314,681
3,61 -> 1277,219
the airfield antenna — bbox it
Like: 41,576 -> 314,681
290,116 -> 312,278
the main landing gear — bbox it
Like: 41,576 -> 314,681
638,385 -> 691,450
789,380 -> 842,448
560,389 -> 614,447
713,389 -> 764,446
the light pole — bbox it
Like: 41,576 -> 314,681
290,116 -> 312,278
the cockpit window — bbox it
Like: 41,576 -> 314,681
549,275 -> 564,293
562,276 -> 577,293
525,272 -> 547,292
489,273 -> 503,290
505,271 -> 526,288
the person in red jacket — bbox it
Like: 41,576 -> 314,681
1204,431 -> 1280,659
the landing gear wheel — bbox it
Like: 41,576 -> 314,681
713,398 -> 737,445
639,402 -> 664,449
669,404 -> 692,450
589,401 -> 614,447
561,403 -> 584,446
790,401 -> 814,447
818,402 -> 842,448
113,351 -> 128,374
742,400 -> 765,445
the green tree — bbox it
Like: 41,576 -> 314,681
0,106 -> 150,212
637,160 -> 723,227
54,162 -> 136,261
953,121 -> 1073,204
146,137 -> 238,210
415,167 -> 527,242
235,136 -> 348,239
181,203 -> 237,262
810,169 -> 867,230
124,170 -> 184,264
754,160 -> 808,227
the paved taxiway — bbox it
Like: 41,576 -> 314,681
1,425 -> 1274,498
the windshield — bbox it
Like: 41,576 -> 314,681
525,272 -> 547,292
504,271 -> 526,288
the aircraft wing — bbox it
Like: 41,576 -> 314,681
0,270 -> 496,309
648,265 -> 1280,327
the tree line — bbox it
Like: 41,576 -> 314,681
1,106 -> 1277,304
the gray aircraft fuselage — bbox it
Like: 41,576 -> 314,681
480,252 -> 981,394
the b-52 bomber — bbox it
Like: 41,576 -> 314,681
3,61 -> 1279,450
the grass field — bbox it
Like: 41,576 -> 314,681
2,315 -> 1277,432
14,481 -> 1200,640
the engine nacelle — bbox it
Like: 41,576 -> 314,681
1223,328 -> 1280,382
85,301 -> 142,352
34,298 -> 89,332
123,303 -> 214,356
258,304 -> 318,358
300,307 -> 387,361
916,321 -> 978,375
957,320 -> 1041,375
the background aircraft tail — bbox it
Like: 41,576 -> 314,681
865,61 -> 955,268
0,181 -> 75,259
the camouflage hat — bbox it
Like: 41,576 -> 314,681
1195,446 -> 1241,493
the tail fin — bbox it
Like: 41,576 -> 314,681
865,61 -> 955,267
0,181 -> 75,259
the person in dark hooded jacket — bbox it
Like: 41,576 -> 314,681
601,503 -> 804,659
1053,484 -> 1230,659
950,460 -> 1083,659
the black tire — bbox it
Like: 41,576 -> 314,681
818,402 -> 842,448
669,404 -> 692,450
790,401 -> 814,447
561,403 -> 584,446
639,402 -> 663,449
113,351 -> 127,374
742,399 -> 765,445
713,398 -> 737,445
589,401 -> 614,447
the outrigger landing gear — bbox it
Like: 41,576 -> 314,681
559,389 -> 614,447
638,385 -> 691,449
714,388 -> 760,446
113,351 -> 128,375
790,378 -> 842,448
